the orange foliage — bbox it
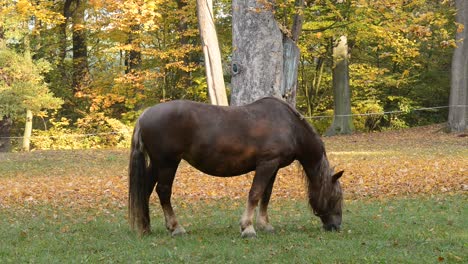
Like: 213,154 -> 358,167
0,125 -> 466,210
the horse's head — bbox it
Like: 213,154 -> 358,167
308,165 -> 344,231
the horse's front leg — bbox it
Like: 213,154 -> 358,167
240,160 -> 279,238
257,172 -> 277,233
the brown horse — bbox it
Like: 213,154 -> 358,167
128,97 -> 343,237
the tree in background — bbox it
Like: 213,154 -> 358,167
0,0 -> 462,150
0,43 -> 63,151
448,0 -> 468,132
294,0 -> 456,132
0,0 -> 64,151
86,0 -> 203,119
326,35 -> 353,135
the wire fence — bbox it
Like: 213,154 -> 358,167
0,105 -> 466,140
303,105 -> 458,119
0,131 -> 128,140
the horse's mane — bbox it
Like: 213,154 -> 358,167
258,97 -> 332,211
307,155 -> 334,212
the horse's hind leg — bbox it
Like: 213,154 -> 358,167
257,172 -> 278,233
146,163 -> 158,198
155,159 -> 186,236
240,160 -> 279,238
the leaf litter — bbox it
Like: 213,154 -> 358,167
0,124 -> 466,210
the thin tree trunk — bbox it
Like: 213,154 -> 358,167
0,116 -> 12,152
23,35 -> 33,151
197,0 -> 228,106
281,37 -> 300,106
176,0 -> 193,90
326,36 -> 354,136
60,0 -> 72,85
291,0 -> 304,42
22,110 -> 33,152
71,0 -> 89,93
280,0 -> 304,107
125,24 -> 142,74
448,0 -> 468,132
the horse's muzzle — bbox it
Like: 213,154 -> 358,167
323,223 -> 341,232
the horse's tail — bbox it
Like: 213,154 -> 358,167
128,120 -> 151,235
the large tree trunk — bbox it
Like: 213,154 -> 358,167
448,0 -> 468,132
197,0 -> 228,106
326,36 -> 354,136
0,116 -> 12,152
231,0 -> 301,106
71,0 -> 89,93
231,0 -> 283,106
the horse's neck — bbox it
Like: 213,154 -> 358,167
298,133 -> 324,163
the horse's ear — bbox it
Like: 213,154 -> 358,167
332,170 -> 344,183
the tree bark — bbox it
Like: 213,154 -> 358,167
22,35 -> 33,151
291,0 -> 304,42
231,0 -> 302,106
197,0 -> 229,106
280,0 -> 304,107
22,110 -> 33,152
448,0 -> 468,132
281,37 -> 300,106
326,36 -> 354,136
71,0 -> 89,93
231,0 -> 284,106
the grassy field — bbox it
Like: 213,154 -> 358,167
0,125 -> 467,263
1,196 -> 466,263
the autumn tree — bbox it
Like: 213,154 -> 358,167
0,0 -> 460,146
448,0 -> 468,132
0,43 -> 63,151
0,0 -> 64,151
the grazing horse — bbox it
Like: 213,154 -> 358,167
128,97 -> 344,237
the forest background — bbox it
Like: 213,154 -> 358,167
0,0 -> 462,150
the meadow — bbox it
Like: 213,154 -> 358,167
0,125 -> 466,263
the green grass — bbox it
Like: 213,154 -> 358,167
1,195 -> 466,263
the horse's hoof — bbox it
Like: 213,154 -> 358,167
241,226 -> 257,238
139,230 -> 151,237
258,224 -> 275,233
171,226 -> 186,237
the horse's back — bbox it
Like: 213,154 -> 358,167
137,98 -> 302,176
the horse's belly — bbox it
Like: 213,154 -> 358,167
182,152 -> 256,177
